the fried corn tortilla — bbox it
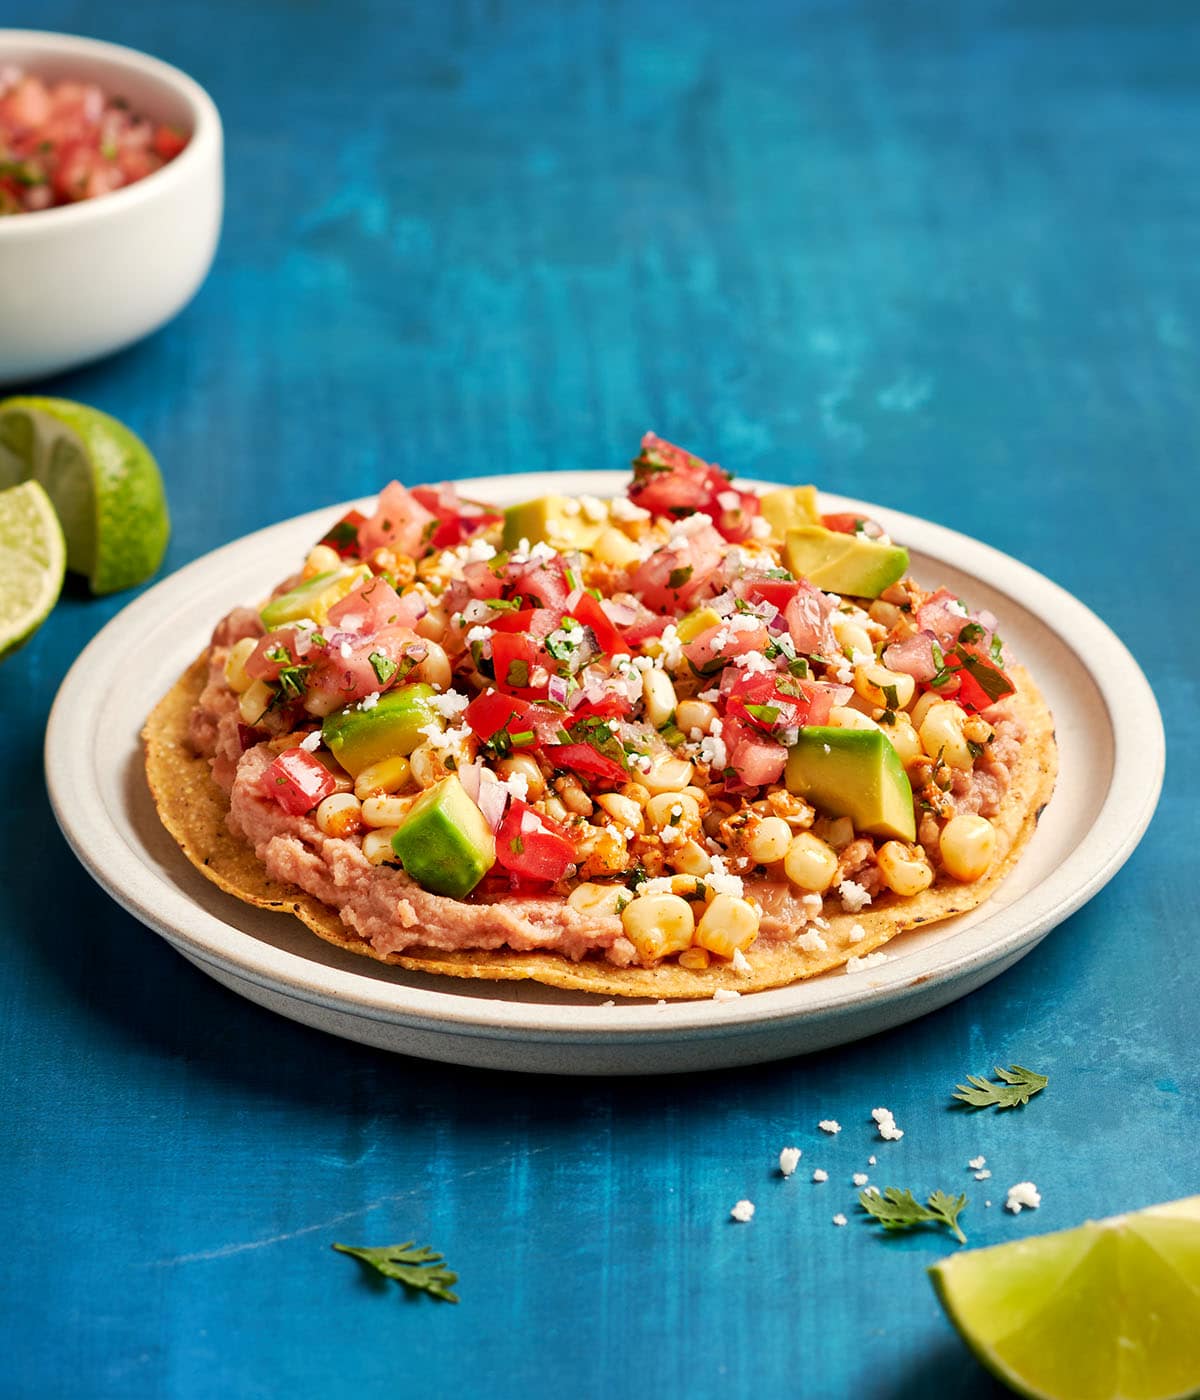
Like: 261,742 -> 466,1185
144,655 -> 1056,1000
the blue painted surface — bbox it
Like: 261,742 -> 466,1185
2,1 -> 1196,1395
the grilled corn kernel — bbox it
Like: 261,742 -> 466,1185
596,792 -> 645,832
542,795 -> 569,823
677,946 -> 711,970
962,716 -> 994,746
878,715 -> 923,767
362,827 -> 401,865
354,755 -> 412,799
416,605 -> 449,643
832,616 -> 873,660
408,743 -> 443,788
668,838 -> 712,876
694,894 -> 761,958
495,752 -> 546,802
823,816 -> 855,852
854,662 -> 915,711
746,815 -> 793,866
618,782 -> 652,807
911,691 -> 941,730
642,754 -> 695,795
361,794 -> 415,829
876,841 -> 935,896
591,525 -> 642,568
315,792 -> 364,838
567,882 -> 628,917
645,792 -> 701,833
554,774 -> 593,817
919,701 -> 972,770
621,893 -> 696,962
939,814 -> 996,882
223,637 -> 258,693
642,668 -> 678,730
577,824 -> 628,878
676,698 -> 718,736
829,706 -> 881,733
783,832 -> 839,892
238,678 -> 274,726
413,641 -> 452,691
303,544 -> 341,579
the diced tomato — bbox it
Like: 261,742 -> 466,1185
721,669 -> 830,734
628,433 -> 730,516
411,483 -> 503,549
504,557 -> 570,612
784,582 -> 837,655
710,486 -> 762,544
246,630 -> 299,682
720,716 -> 787,788
259,748 -> 337,816
462,559 -> 505,600
743,577 -> 801,612
683,619 -> 770,673
491,631 -> 549,699
153,123 -> 189,160
629,520 -> 726,611
495,800 -> 576,883
488,606 -> 560,638
939,649 -> 1015,713
570,693 -> 634,723
821,512 -> 865,535
465,690 -> 565,746
568,592 -> 626,655
542,743 -> 629,787
318,509 -> 367,559
356,481 -> 439,559
327,575 -> 419,632
302,625 -> 417,714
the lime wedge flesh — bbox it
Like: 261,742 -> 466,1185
0,479 -> 66,660
0,395 -> 169,594
929,1195 -> 1200,1400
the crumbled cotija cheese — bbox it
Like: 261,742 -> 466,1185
846,952 -> 888,975
812,1169 -> 828,1183
818,1120 -> 841,1135
1005,1182 -> 1042,1214
871,1107 -> 904,1141
730,1199 -> 755,1223
778,1147 -> 802,1177
839,880 -> 872,913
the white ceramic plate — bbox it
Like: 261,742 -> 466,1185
46,472 -> 1163,1075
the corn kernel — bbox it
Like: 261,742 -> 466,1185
315,792 -> 364,838
238,678 -> 274,726
361,794 -> 416,829
694,894 -> 761,958
783,832 -> 839,892
596,792 -> 645,832
853,662 -> 916,711
746,815 -> 793,865
223,636 -> 258,693
641,754 -> 695,795
642,668 -> 678,730
354,755 -> 412,800
939,814 -> 996,882
567,882 -> 628,917
876,841 -> 935,896
919,701 -> 972,770
621,893 -> 696,962
362,828 -> 401,865
678,946 -> 711,970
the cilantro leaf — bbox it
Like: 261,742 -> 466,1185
953,1064 -> 1048,1111
668,565 -> 694,590
858,1187 -> 968,1244
952,648 -> 1014,704
369,651 -> 398,686
333,1240 -> 459,1303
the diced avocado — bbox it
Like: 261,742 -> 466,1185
758,485 -> 821,541
390,774 -> 496,898
260,564 -> 372,628
675,605 -> 723,643
785,727 -> 916,842
502,496 -> 609,552
783,526 -> 909,599
321,683 -> 439,776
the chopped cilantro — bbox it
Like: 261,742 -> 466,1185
958,621 -> 985,645
369,652 -> 399,685
668,565 -> 694,590
506,659 -> 530,688
882,683 -> 900,711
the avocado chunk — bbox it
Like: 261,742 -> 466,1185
502,496 -> 609,552
390,774 -> 496,898
260,565 -> 372,628
783,526 -> 908,599
675,605 -> 723,643
321,684 -> 439,776
785,727 -> 916,842
758,485 -> 820,541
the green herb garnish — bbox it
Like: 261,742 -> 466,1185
958,621 -> 985,645
332,1241 -> 458,1303
369,652 -> 398,685
668,565 -> 694,590
858,1188 -> 968,1244
953,1064 -> 1048,1111
506,659 -> 530,688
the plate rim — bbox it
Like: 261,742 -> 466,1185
45,471 -> 1164,1042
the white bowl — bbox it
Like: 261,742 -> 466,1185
0,30 -> 223,384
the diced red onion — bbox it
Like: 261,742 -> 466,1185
476,775 -> 509,832
547,674 -> 570,706
457,760 -> 482,802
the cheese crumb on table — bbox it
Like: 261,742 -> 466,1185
852,1172 -> 869,1187
730,1199 -> 755,1223
818,1119 -> 841,1135
832,1214 -> 848,1227
871,1106 -> 904,1141
974,1169 -> 992,1181
812,1169 -> 828,1183
1005,1182 -> 1042,1214
968,1155 -> 987,1170
868,1155 -> 877,1166
778,1147 -> 802,1177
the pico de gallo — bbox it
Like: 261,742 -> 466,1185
200,433 -> 1028,971
0,67 -> 188,214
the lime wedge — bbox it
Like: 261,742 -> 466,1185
0,395 -> 169,594
0,479 -> 66,660
929,1195 -> 1200,1400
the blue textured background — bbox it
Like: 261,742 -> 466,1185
2,1 -> 1196,1396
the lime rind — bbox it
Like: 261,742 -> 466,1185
0,479 -> 66,659
929,1195 -> 1200,1400
0,395 -> 169,594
